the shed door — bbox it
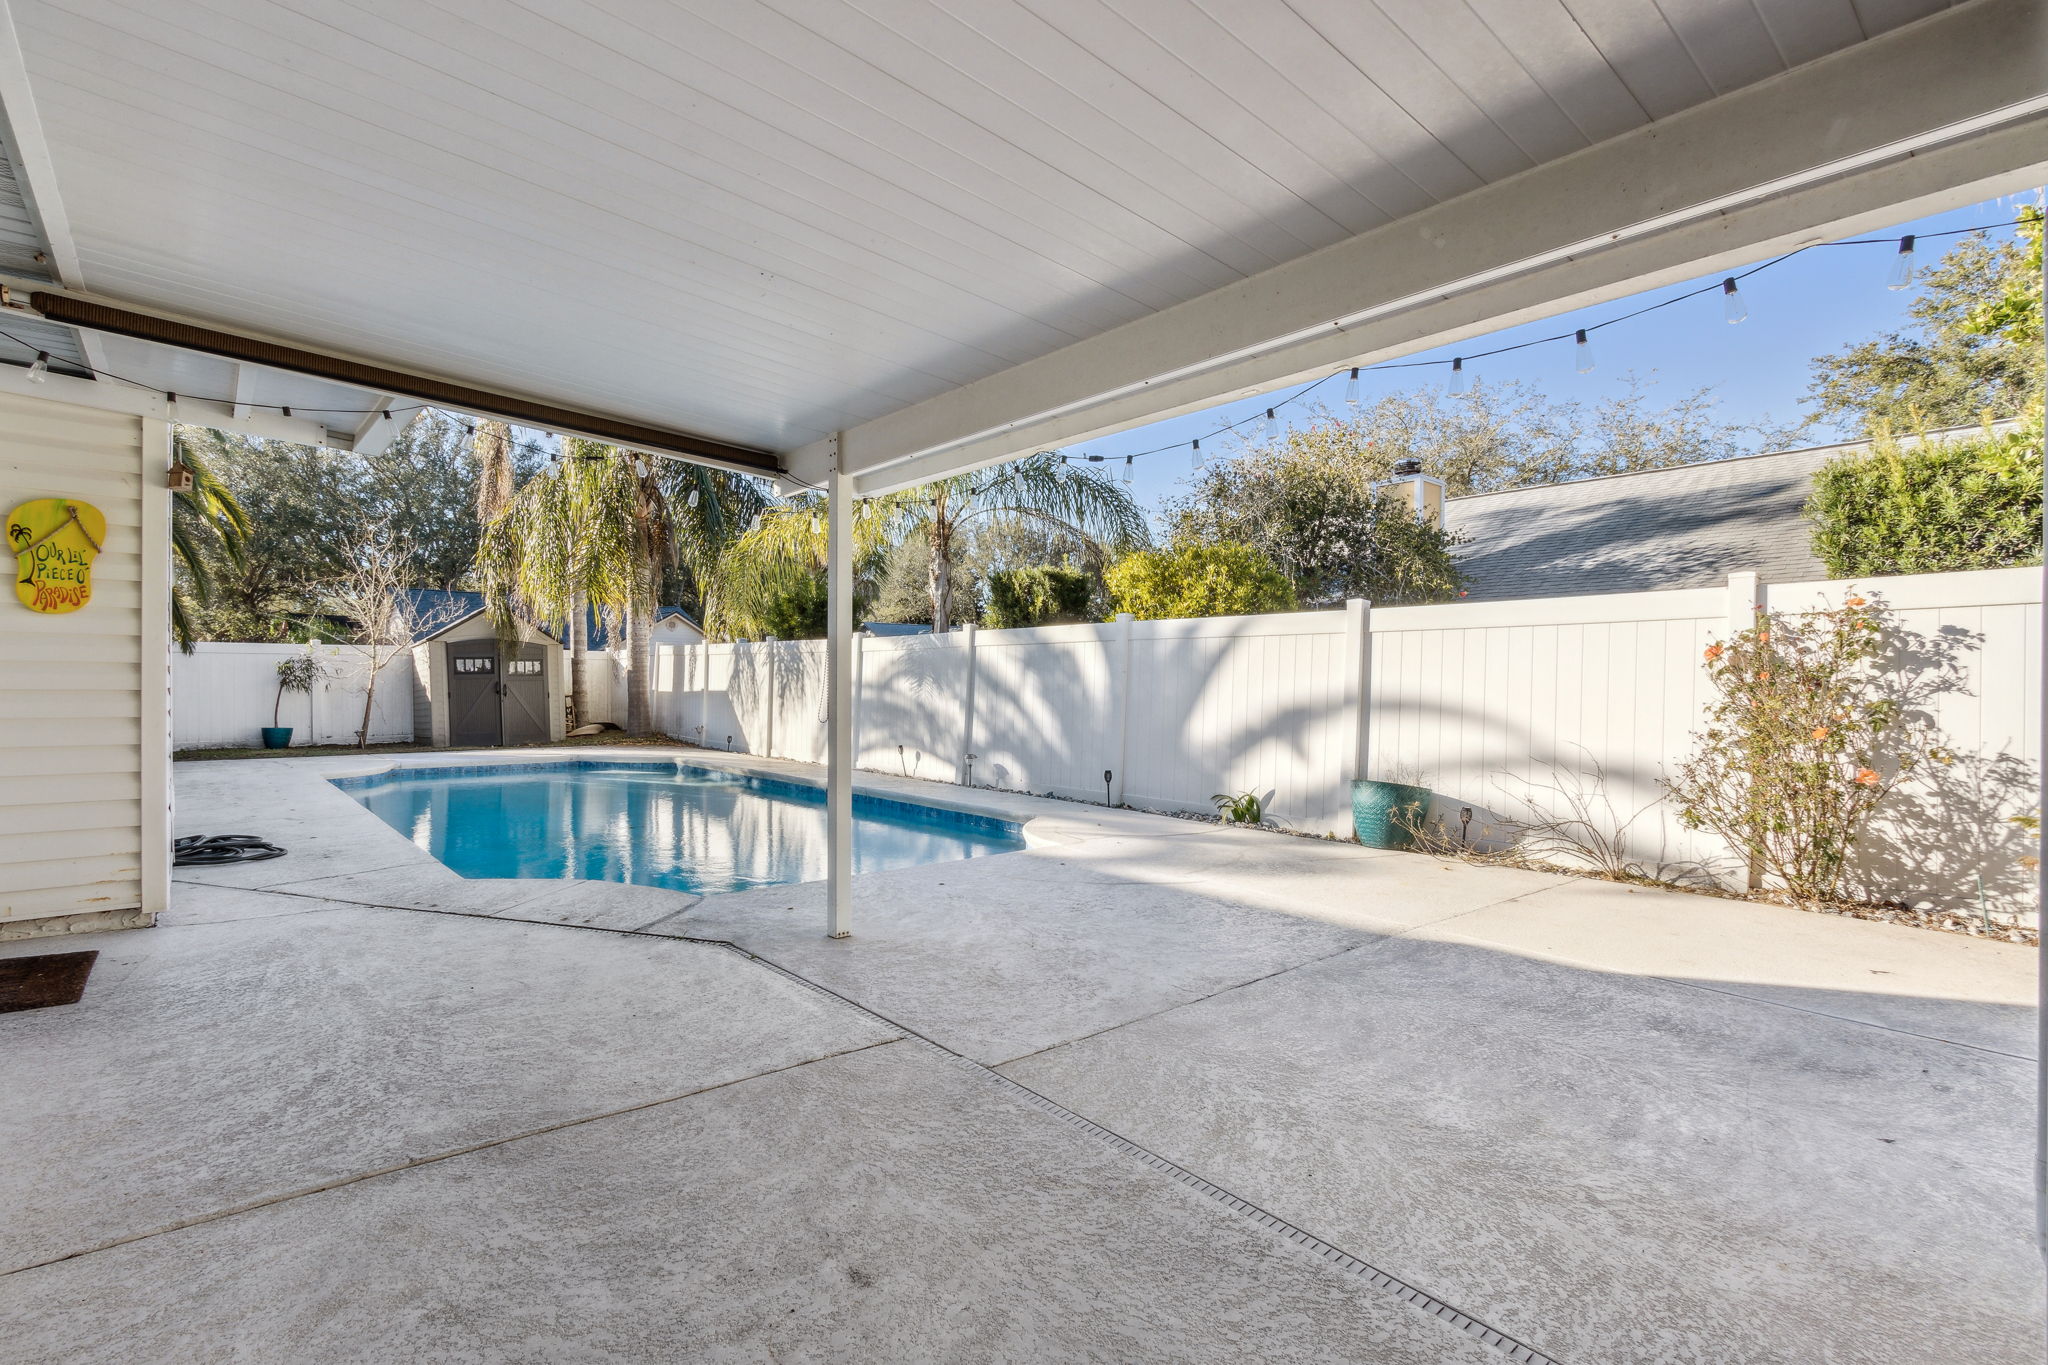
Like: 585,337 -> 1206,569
447,643 -> 501,747
500,645 -> 550,746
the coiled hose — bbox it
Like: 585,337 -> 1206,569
172,835 -> 287,867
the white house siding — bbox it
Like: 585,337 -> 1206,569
0,394 -> 167,938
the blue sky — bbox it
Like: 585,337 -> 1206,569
1069,191 -> 2041,516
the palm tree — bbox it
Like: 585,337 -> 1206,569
475,439 -> 769,734
717,453 -> 1148,635
169,429 -> 250,651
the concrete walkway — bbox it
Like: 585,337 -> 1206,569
1,747 -> 2038,1363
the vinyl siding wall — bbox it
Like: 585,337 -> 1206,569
0,393 -> 166,936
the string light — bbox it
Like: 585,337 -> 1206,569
1122,455 -> 1133,485
24,350 -> 47,382
1887,234 -> 1916,290
1720,277 -> 1747,324
1050,217 -> 2017,475
1263,408 -> 1278,441
686,486 -> 700,508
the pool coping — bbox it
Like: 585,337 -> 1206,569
309,746 -> 1164,855
331,756 -> 1029,848
170,745 -> 1226,935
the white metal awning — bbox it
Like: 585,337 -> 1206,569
0,0 -> 2038,488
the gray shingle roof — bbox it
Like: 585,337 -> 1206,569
1441,429 -> 1988,602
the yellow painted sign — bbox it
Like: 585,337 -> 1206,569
8,498 -> 105,614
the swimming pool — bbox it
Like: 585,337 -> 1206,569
334,760 -> 1025,896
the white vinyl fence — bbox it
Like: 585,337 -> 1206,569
656,566 -> 2041,920
173,642 -> 416,749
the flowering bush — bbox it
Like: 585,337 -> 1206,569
1664,594 -> 1955,903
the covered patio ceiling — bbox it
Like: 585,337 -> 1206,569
0,0 -> 2038,490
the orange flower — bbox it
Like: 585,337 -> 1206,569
1757,670 -> 1770,681
1845,596 -> 1867,608
1855,768 -> 1880,786
1757,631 -> 1769,644
1703,643 -> 1723,661
1811,726 -> 1830,740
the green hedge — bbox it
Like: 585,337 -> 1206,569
1807,422 -> 2042,577
1104,542 -> 1297,621
984,566 -> 1093,630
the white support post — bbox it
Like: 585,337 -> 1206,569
2032,236 -> 2046,1280
825,443 -> 855,940
1110,612 -> 1134,807
957,622 -> 978,786
1342,597 -> 1372,818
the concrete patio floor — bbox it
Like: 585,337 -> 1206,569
1,747 -> 2039,1363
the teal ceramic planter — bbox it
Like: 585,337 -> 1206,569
1351,779 -> 1431,850
260,726 -> 293,750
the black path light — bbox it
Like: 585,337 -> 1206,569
1104,770 -> 1114,807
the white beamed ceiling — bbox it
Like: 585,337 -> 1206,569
9,0 -> 1960,458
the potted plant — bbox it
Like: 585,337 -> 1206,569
265,650 -> 321,749
1351,769 -> 1431,850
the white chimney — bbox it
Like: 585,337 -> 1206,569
1378,458 -> 1445,530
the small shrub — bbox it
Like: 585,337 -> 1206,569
1663,594 -> 1957,903
1105,542 -> 1296,621
1806,419 -> 2042,577
1212,790 -> 1264,825
985,566 -> 1092,629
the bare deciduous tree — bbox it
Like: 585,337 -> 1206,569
323,522 -> 463,748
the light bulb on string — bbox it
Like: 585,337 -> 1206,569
1886,235 -> 1916,290
24,350 -> 48,382
1191,437 -> 1203,471
1263,408 -> 1278,441
1574,330 -> 1594,374
1721,277 -> 1747,324
1122,455 -> 1133,486
686,485 -> 700,509
1343,367 -> 1360,407
1448,357 -> 1468,395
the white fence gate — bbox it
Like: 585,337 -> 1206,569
655,566 -> 2041,920
173,642 -> 416,749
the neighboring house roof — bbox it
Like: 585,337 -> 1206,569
583,604 -> 700,650
404,588 -> 486,643
862,621 -> 932,636
1443,424 -> 2006,602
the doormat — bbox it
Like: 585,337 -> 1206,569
0,950 -> 98,1013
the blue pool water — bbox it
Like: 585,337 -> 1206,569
335,760 -> 1024,895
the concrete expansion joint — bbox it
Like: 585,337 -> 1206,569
0,1035 -> 906,1280
666,931 -> 1567,1365
190,885 -> 1565,1362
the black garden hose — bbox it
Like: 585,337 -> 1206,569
173,835 -> 287,867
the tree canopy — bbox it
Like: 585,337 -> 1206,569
1805,211 -> 2045,436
